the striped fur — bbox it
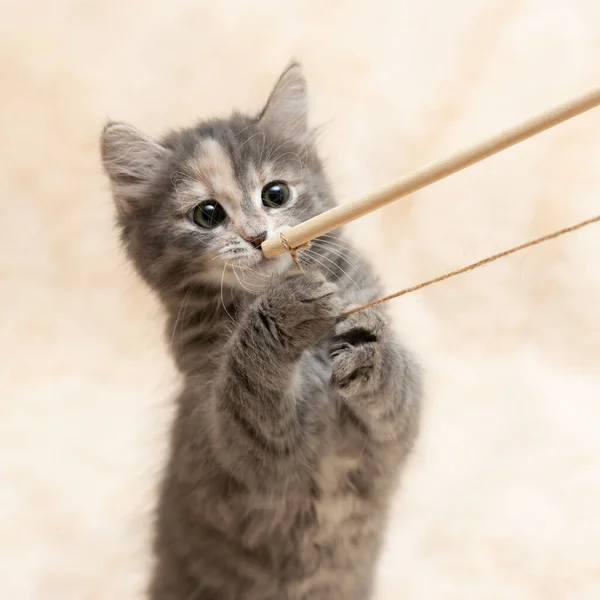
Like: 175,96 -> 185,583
101,63 -> 422,600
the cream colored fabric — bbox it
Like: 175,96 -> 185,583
2,1 -> 600,598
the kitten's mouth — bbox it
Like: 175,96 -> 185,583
228,250 -> 276,271
217,251 -> 285,292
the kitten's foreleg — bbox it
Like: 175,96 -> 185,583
208,271 -> 342,487
330,307 -> 421,451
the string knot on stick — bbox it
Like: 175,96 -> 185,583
280,232 -> 310,272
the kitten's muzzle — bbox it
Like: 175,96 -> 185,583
243,231 -> 268,249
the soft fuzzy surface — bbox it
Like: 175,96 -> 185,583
2,1 -> 600,599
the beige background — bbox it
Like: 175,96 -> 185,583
2,1 -> 600,599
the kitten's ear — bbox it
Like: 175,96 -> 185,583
259,62 -> 308,139
101,121 -> 170,215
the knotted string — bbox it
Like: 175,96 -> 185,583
279,214 -> 600,316
279,232 -> 311,272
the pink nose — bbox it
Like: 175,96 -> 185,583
243,231 -> 268,249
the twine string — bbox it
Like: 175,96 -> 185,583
279,232 -> 311,272
280,215 -> 600,316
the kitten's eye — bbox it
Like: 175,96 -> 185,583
261,181 -> 290,208
189,201 -> 227,228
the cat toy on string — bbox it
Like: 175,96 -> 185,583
261,84 -> 600,316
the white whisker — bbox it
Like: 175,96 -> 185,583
238,130 -> 265,150
258,131 -> 267,165
300,249 -> 347,292
221,263 -> 247,332
169,286 -> 193,355
312,238 -> 378,293
232,266 -> 261,295
303,247 -> 367,302
233,264 -> 271,280
233,121 -> 258,139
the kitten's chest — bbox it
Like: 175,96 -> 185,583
310,432 -> 373,526
237,441 -> 367,538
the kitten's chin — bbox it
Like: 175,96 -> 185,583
238,253 -> 292,283
202,254 -> 291,291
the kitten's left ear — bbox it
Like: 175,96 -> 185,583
259,62 -> 309,139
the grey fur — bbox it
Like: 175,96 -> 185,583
101,63 -> 422,600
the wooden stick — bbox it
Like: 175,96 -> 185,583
261,83 -> 600,258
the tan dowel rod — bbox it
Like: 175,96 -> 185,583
262,83 -> 600,258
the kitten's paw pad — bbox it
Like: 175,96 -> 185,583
330,344 -> 378,397
261,271 -> 342,346
329,310 -> 386,397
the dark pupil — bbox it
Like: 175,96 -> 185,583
266,185 -> 283,204
194,202 -> 226,228
263,182 -> 288,207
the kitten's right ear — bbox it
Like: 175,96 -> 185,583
101,121 -> 170,215
259,62 -> 309,140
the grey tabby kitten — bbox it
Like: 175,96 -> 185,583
101,63 -> 421,600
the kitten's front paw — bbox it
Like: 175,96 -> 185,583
259,270 -> 342,350
329,307 -> 387,397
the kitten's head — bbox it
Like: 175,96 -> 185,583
101,63 -> 334,299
